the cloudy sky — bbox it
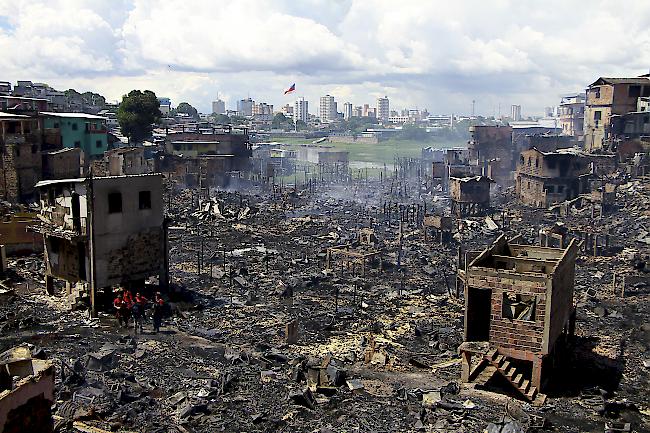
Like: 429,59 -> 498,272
1,0 -> 649,116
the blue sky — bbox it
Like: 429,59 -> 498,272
0,0 -> 649,116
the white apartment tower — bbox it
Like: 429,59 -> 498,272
319,95 -> 337,123
377,96 -> 390,122
511,104 -> 522,121
294,97 -> 308,124
212,99 -> 225,115
237,98 -> 254,116
343,102 -> 353,120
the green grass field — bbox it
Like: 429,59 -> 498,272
269,136 -> 465,165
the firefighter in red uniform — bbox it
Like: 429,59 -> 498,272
132,293 -> 148,333
113,294 -> 126,327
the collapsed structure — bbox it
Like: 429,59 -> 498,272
449,176 -> 492,216
459,235 -> 579,403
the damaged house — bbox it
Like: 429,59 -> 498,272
161,126 -> 252,187
31,174 -> 169,315
449,176 -> 493,216
0,112 -> 43,202
468,125 -> 514,186
515,148 -> 591,208
459,235 -> 579,403
584,76 -> 650,152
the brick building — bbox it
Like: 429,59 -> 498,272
459,235 -> 579,402
0,113 -> 43,202
515,148 -> 591,208
584,76 -> 650,152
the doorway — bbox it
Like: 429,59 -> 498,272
466,287 -> 492,341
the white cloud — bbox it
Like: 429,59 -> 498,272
0,0 -> 648,115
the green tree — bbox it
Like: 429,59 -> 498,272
176,102 -> 199,119
117,90 -> 161,143
229,115 -> 248,126
212,113 -> 231,124
272,112 -> 294,130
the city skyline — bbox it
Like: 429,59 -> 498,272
1,1 -> 649,116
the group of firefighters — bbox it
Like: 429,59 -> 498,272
113,289 -> 165,333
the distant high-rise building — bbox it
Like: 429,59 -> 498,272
558,93 -> 585,140
353,106 -> 362,117
237,98 -> 254,116
212,99 -> 225,115
343,102 -> 353,120
319,95 -> 336,123
252,102 -> 273,116
294,97 -> 308,124
281,104 -> 293,115
377,96 -> 389,121
511,104 -> 522,121
544,106 -> 557,118
158,97 -> 172,115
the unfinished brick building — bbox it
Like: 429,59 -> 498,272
449,176 -> 492,216
458,235 -> 579,403
515,148 -> 591,208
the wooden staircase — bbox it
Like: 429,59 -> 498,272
484,348 -> 544,403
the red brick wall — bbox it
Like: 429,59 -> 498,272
467,272 -> 548,355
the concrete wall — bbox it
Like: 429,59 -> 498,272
0,214 -> 43,255
91,174 -> 164,288
42,148 -> 81,180
107,148 -> 149,176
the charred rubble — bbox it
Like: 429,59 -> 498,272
0,144 -> 649,432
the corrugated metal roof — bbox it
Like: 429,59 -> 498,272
34,178 -> 86,188
40,112 -> 107,120
0,111 -> 30,119
590,77 -> 650,86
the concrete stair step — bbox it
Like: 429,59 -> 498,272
474,365 -> 497,386
504,366 -> 516,379
526,386 -> 538,401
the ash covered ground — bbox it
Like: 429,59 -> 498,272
1,177 -> 649,433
